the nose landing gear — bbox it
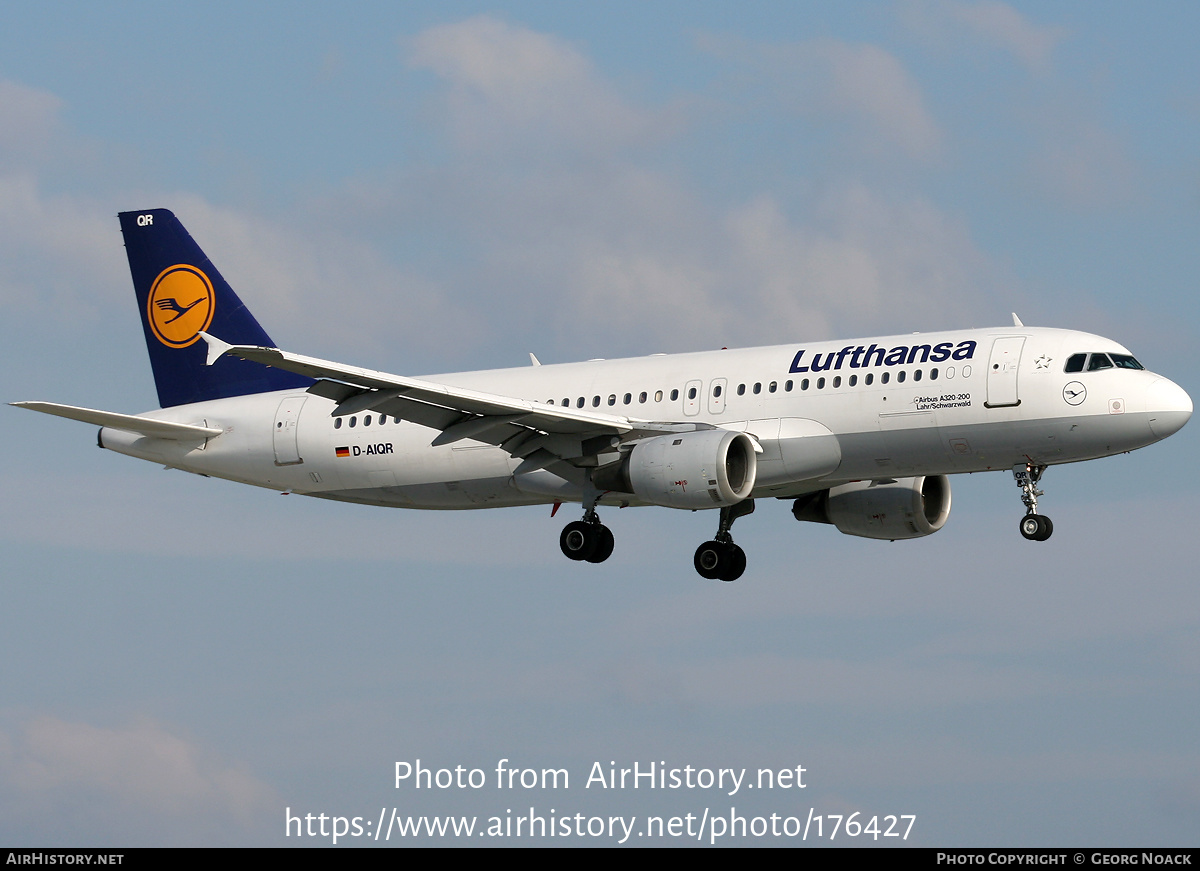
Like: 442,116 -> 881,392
1013,462 -> 1053,541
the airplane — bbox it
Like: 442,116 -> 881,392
11,209 -> 1193,581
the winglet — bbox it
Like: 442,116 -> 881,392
198,331 -> 234,367
1011,312 -> 1024,327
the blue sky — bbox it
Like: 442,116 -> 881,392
1,1 -> 1197,846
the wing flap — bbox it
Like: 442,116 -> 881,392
11,401 -> 221,440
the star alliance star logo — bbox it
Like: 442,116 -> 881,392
1034,354 -> 1052,369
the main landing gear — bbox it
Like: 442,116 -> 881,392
694,499 -> 754,582
557,496 -> 757,580
1013,462 -> 1053,542
559,512 -> 614,563
560,485 -> 615,564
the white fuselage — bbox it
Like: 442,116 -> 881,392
98,326 -> 1192,510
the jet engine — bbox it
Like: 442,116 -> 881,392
592,429 -> 757,509
791,475 -> 951,540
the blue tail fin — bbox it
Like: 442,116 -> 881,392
119,208 -> 313,408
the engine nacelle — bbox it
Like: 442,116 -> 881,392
593,429 -> 757,509
791,475 -> 952,540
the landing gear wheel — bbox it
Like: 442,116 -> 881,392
693,541 -> 746,582
694,540 -> 725,579
1019,514 -> 1053,541
560,520 -> 614,562
560,521 -> 598,561
587,525 -> 615,563
725,543 -> 746,582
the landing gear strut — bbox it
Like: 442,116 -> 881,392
559,488 -> 614,563
1013,462 -> 1053,541
694,499 -> 754,582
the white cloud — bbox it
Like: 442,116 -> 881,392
0,174 -> 124,316
811,39 -> 943,159
900,0 -> 1064,72
697,33 -> 942,160
0,716 -> 274,844
724,184 -> 993,339
308,166 -> 999,363
407,15 -> 657,155
0,80 -> 63,169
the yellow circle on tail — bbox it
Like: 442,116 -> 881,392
147,265 -> 215,348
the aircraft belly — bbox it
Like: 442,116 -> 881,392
315,478 -> 540,509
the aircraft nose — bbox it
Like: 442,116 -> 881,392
1147,377 -> 1192,439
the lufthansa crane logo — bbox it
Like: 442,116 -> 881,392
1063,381 -> 1087,406
146,264 -> 215,348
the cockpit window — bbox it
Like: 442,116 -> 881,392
1110,354 -> 1144,370
1067,351 -> 1144,373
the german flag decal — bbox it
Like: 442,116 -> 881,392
335,446 -> 350,458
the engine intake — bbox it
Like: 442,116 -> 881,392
792,475 -> 951,540
593,429 -> 757,509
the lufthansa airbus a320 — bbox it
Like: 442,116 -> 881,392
13,210 -> 1192,580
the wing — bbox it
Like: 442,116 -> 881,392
11,401 -> 221,440
199,332 -> 697,478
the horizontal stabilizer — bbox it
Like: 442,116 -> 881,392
10,401 -> 222,440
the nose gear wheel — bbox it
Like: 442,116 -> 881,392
1013,462 -> 1053,541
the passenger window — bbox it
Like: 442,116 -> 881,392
913,369 -> 922,382
817,377 -> 826,389
639,392 -> 647,403
349,416 -> 357,428
849,374 -> 857,387
1064,353 -> 1086,373
577,397 -> 585,408
670,389 -> 679,401
833,376 -> 841,388
801,379 -> 810,390
655,390 -> 663,402
769,381 -> 777,393
608,395 -> 616,406
866,373 -> 874,385
712,385 -> 722,397
881,372 -> 890,385
930,368 -> 938,381
897,371 -> 906,383
363,415 -> 371,426
785,380 -> 793,392
623,393 -> 631,404
753,383 -> 761,394
592,396 -> 601,407
334,418 -> 342,429
1087,354 -> 1113,372
737,384 -> 746,396
687,387 -> 697,400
